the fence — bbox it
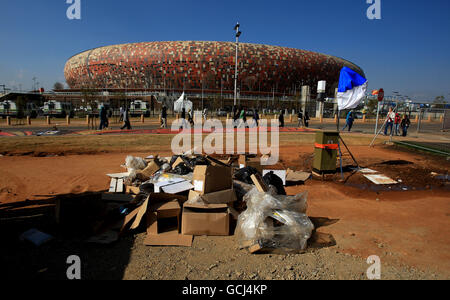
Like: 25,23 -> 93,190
443,110 -> 450,131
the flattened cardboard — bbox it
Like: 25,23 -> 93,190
130,197 -> 149,230
192,164 -> 232,195
182,202 -> 230,236
286,169 -> 311,183
188,189 -> 236,205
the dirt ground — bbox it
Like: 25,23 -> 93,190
0,141 -> 449,280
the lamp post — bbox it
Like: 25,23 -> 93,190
233,22 -> 242,107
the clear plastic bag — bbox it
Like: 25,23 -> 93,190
236,187 -> 314,251
125,156 -> 147,172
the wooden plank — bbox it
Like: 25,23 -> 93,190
250,174 -> 268,192
109,178 -> 117,193
116,178 -> 124,193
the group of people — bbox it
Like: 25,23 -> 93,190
98,105 -> 132,131
296,110 -> 311,128
384,108 -> 411,137
339,108 -> 411,137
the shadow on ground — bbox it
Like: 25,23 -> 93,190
0,192 -> 135,280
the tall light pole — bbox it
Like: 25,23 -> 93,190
233,22 -> 242,107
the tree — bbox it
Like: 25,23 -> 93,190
53,82 -> 65,90
433,96 -> 446,109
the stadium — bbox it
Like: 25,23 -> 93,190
63,41 -> 364,111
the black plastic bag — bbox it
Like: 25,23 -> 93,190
173,163 -> 192,175
234,167 -> 260,184
263,171 -> 286,195
139,183 -> 155,196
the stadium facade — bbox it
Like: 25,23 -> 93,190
64,41 -> 365,97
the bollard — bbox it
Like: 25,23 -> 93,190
46,116 -> 51,125
363,115 -> 366,123
141,114 -> 145,123
27,116 -> 31,125
66,115 -> 70,125
6,116 -> 11,126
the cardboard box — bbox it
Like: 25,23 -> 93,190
188,189 -> 236,205
144,199 -> 193,246
192,164 -> 232,195
182,202 -> 230,236
137,160 -> 160,181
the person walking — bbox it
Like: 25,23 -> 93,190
238,108 -> 246,128
297,109 -> 304,128
304,111 -> 310,128
394,112 -> 401,136
121,107 -> 132,130
203,108 -> 208,121
384,107 -> 395,136
188,109 -> 194,127
160,106 -> 167,129
180,107 -> 187,129
119,106 -> 124,122
253,109 -> 260,127
279,110 -> 285,128
99,105 -> 108,130
401,114 -> 411,137
342,111 -> 355,132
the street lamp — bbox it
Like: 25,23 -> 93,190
233,22 -> 242,107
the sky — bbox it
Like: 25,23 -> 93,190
1,0 -> 449,102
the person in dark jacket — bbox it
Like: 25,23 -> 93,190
253,109 -> 260,127
99,105 -> 108,130
279,110 -> 285,128
120,108 -> 132,130
401,114 -> 411,137
180,108 -> 186,129
161,106 -> 167,128
304,111 -> 310,127
297,109 -> 303,128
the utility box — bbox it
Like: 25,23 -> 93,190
313,131 -> 339,174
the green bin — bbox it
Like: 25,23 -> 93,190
312,131 -> 340,174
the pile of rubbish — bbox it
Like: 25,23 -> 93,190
96,152 -> 313,253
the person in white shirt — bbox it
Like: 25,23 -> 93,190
384,107 -> 396,136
